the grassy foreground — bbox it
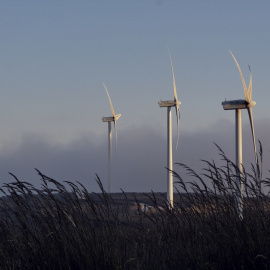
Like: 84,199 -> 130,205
0,146 -> 270,269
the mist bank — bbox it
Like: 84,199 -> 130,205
0,118 -> 269,192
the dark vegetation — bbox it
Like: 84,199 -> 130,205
0,144 -> 270,269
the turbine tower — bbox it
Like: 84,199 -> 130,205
158,50 -> 181,209
222,50 -> 258,219
102,83 -> 121,193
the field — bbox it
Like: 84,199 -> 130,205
0,146 -> 269,269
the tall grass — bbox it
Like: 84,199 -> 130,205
0,145 -> 270,269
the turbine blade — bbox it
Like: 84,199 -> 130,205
175,105 -> 180,150
114,119 -> 118,148
229,50 -> 250,103
247,65 -> 252,103
247,107 -> 258,167
167,48 -> 181,149
167,49 -> 178,102
103,83 -> 115,117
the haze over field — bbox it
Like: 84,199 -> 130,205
0,1 -> 270,192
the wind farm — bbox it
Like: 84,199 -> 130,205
2,1 -> 270,268
1,48 -> 270,268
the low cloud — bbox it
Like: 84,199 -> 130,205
0,118 -> 269,193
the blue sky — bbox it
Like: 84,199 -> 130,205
0,1 -> 269,192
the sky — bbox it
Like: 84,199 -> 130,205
0,0 -> 270,193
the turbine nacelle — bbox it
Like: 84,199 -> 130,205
158,100 -> 181,107
222,99 -> 256,110
102,114 -> 121,122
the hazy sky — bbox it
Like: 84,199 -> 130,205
0,1 -> 270,192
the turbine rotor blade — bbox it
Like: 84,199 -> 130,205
229,50 -> 251,103
167,48 -> 181,149
114,119 -> 118,149
167,48 -> 178,102
103,83 -> 116,117
247,107 -> 258,167
247,65 -> 252,103
175,105 -> 180,150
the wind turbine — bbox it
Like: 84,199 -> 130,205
102,83 -> 121,193
222,50 -> 258,219
158,50 -> 181,209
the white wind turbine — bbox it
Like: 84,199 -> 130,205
222,50 -> 258,219
102,83 -> 121,193
158,50 -> 181,209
